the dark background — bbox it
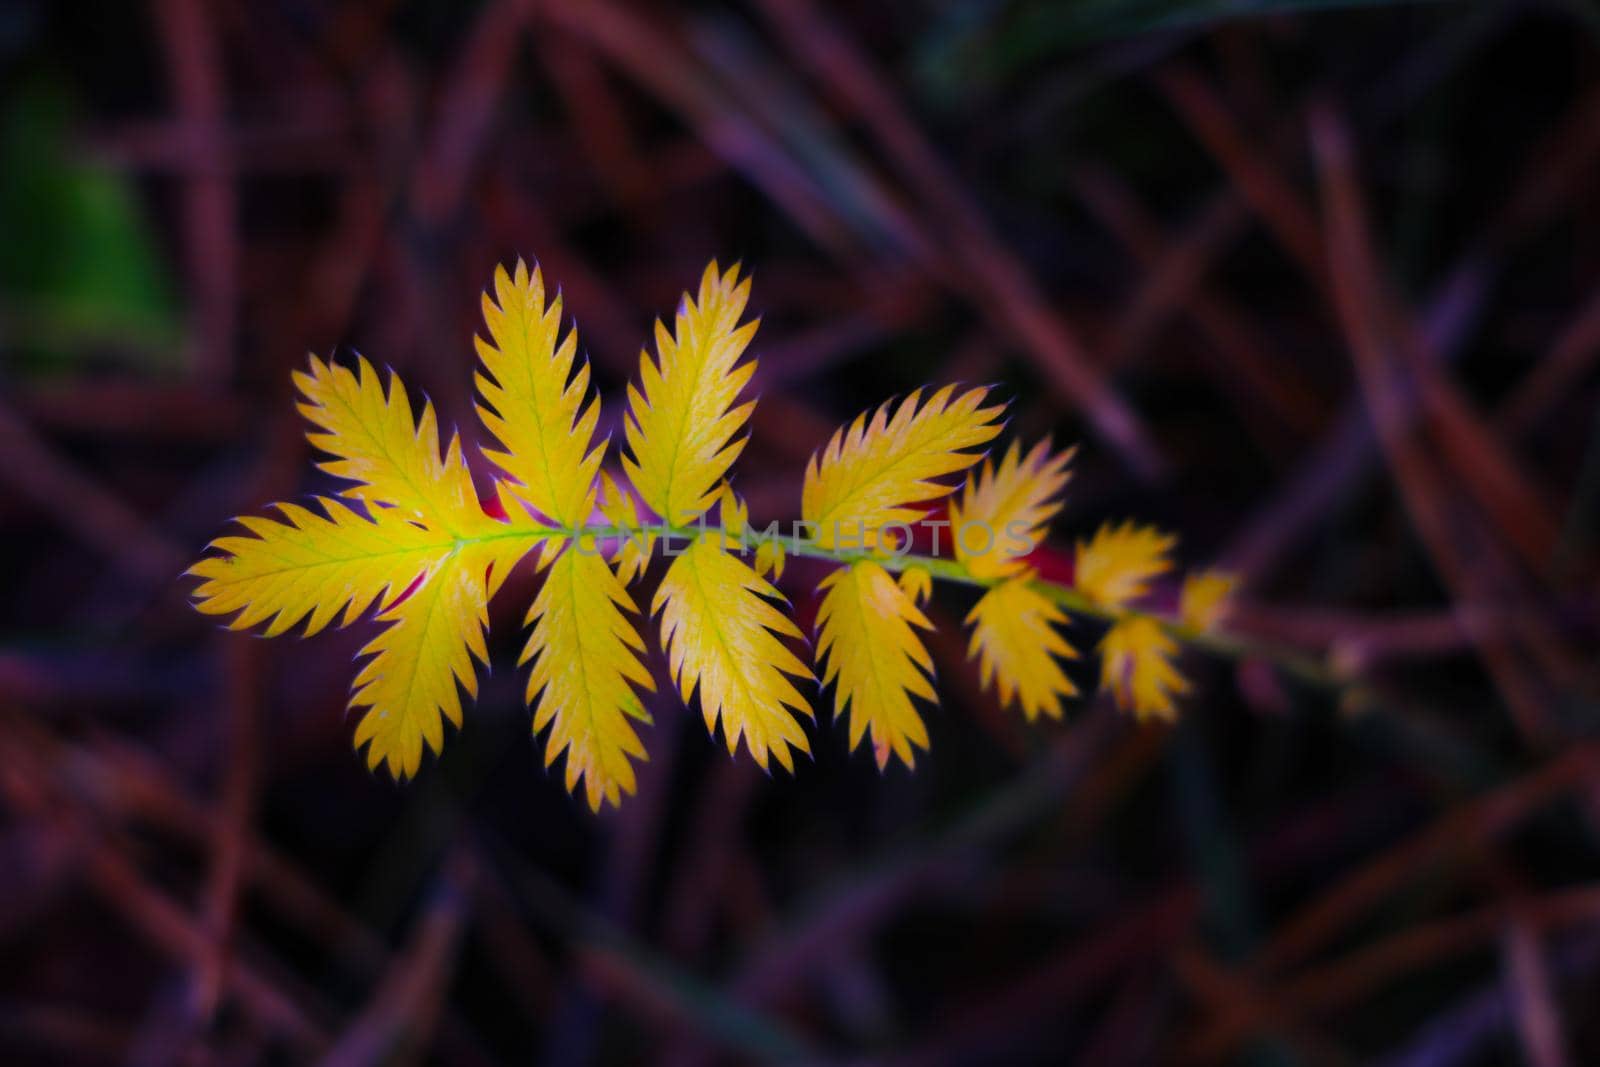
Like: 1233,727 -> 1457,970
2,1 -> 1599,1064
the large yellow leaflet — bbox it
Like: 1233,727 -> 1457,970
524,543 -> 656,810
949,438 -> 1074,579
474,260 -> 602,528
816,561 -> 935,769
188,497 -> 451,638
966,578 -> 1079,721
623,262 -> 759,526
294,356 -> 486,534
802,386 -> 1004,550
351,538 -> 528,779
653,534 -> 813,771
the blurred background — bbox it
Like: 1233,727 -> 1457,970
2,0 -> 1599,1064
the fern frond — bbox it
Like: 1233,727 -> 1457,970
293,355 -> 486,534
654,533 -> 814,771
624,262 -> 759,526
802,386 -> 1004,550
1074,521 -> 1175,610
351,540 -> 526,778
474,260 -> 603,528
189,258 -> 1249,805
188,498 -> 452,638
816,561 -> 935,769
950,438 -> 1074,579
1099,616 -> 1187,723
524,542 -> 656,810
966,578 -> 1078,721
1180,570 -> 1236,632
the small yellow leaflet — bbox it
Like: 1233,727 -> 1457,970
816,561 -> 935,769
966,578 -> 1079,721
950,438 -> 1074,579
754,540 -> 786,581
898,565 -> 932,605
1100,616 -> 1188,723
803,386 -> 1004,550
599,471 -> 653,585
1075,520 -> 1175,610
1180,570 -> 1236,632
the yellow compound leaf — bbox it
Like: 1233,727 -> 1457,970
1099,616 -> 1188,723
1180,570 -> 1236,632
599,471 -> 653,585
190,260 -> 1226,806
524,543 -> 656,811
351,540 -> 524,779
966,578 -> 1079,721
816,561 -> 936,769
754,540 -> 786,581
950,438 -> 1074,579
802,386 -> 1004,551
654,533 -> 814,771
1075,521 -> 1176,610
293,355 -> 488,535
474,260 -> 603,528
624,262 -> 759,526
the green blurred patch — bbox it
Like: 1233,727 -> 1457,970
0,80 -> 179,377
918,0 -> 1444,96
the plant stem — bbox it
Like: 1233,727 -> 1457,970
490,517 -> 1344,691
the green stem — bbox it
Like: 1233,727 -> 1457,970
489,516 -> 1343,690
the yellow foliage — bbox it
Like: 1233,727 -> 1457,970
654,534 -> 814,771
474,260 -> 603,528
624,262 -> 759,526
816,562 -> 935,769
966,578 -> 1078,721
1099,616 -> 1188,723
1075,521 -> 1176,610
950,438 -> 1074,579
191,257 -> 1232,806
802,386 -> 1004,550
